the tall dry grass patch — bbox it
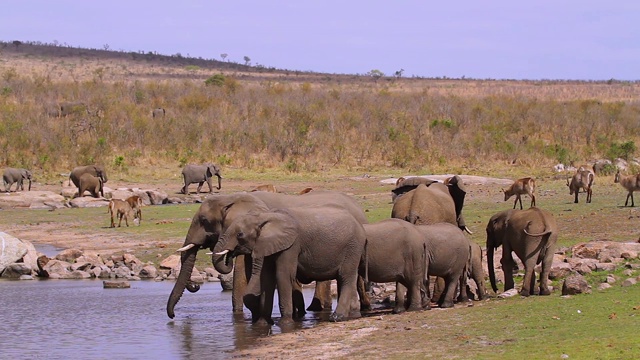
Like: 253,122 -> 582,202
1,42 -> 640,177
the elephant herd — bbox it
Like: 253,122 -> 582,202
166,174 -> 560,327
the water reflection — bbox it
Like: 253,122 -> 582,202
0,279 -> 324,358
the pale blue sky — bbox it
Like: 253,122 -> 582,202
2,1 -> 639,80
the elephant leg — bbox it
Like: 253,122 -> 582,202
292,280 -> 306,318
405,279 -> 423,312
438,276 -> 457,308
196,181 -> 204,194
538,248 -> 554,296
456,272 -> 469,303
206,178 -> 213,193
393,282 -> 407,314
357,276 -> 371,311
431,276 -> 445,304
520,263 -> 535,296
307,280 -> 332,311
275,271 -> 295,326
182,184 -> 188,194
331,272 -> 360,322
501,245 -> 516,291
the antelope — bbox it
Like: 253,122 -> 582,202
567,169 -> 594,203
125,195 -> 143,224
614,170 -> 640,207
503,177 -> 536,209
108,199 -> 134,228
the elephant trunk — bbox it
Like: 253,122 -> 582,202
166,246 -> 198,319
216,174 -> 222,190
212,237 -> 235,274
243,256 -> 264,318
487,243 -> 498,293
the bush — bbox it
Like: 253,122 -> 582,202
205,74 -> 225,87
607,141 -> 636,161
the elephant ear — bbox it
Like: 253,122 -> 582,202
253,212 -> 298,258
446,175 -> 466,221
206,166 -> 213,178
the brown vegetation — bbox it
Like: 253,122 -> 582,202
1,41 -> 640,179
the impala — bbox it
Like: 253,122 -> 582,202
614,170 -> 640,207
503,177 -> 536,209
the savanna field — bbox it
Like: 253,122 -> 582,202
2,41 -> 640,358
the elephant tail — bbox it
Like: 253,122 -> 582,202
523,220 -> 552,237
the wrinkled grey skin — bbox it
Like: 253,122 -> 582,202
77,173 -> 104,198
486,207 -> 558,296
467,240 -> 487,300
180,163 -> 222,194
391,175 -> 468,231
69,165 -> 108,196
413,223 -> 470,308
214,207 -> 366,325
166,191 -> 369,322
361,219 -> 426,314
3,168 -> 32,192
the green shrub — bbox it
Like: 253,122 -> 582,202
606,140 -> 636,161
205,74 -> 225,87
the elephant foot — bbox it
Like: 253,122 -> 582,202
349,309 -> 362,319
539,288 -> 551,296
360,302 -> 372,311
306,298 -> 325,311
406,304 -> 423,312
519,289 -> 532,297
392,306 -> 405,314
278,316 -> 295,327
329,312 -> 347,322
253,317 -> 274,327
439,300 -> 454,309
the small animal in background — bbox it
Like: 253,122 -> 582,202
503,177 -> 536,209
614,170 -> 640,207
299,187 -> 313,195
108,199 -> 134,228
567,169 -> 594,203
251,184 -> 277,193
125,195 -> 143,224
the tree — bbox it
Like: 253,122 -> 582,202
220,53 -> 228,62
243,56 -> 251,66
368,69 -> 384,83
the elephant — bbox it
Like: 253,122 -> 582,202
180,163 -> 222,194
413,223 -> 471,308
213,206 -> 367,325
3,168 -> 32,192
486,207 -> 558,296
77,173 -> 104,198
391,175 -> 469,233
466,240 -> 487,300
166,190 -> 369,321
360,218 -> 426,314
69,165 -> 108,196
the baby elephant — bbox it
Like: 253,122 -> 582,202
78,173 -> 104,198
109,199 -> 134,227
3,168 -> 32,192
125,195 -> 143,224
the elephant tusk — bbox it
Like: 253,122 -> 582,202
215,249 -> 229,255
464,226 -> 474,235
176,243 -> 195,252
205,252 -> 213,255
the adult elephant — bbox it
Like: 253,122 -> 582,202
180,163 -> 222,194
213,207 -> 366,325
69,165 -> 108,196
391,175 -> 469,232
3,168 -> 32,192
166,191 -> 368,320
486,207 -> 558,296
361,218 -> 426,314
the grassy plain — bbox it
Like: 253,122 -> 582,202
1,42 -> 640,358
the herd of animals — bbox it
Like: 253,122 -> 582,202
3,162 -> 640,326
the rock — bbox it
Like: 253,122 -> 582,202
597,283 -> 612,291
562,274 -> 591,295
65,270 -> 91,279
19,274 -> 34,280
160,255 -> 180,270
75,254 -> 104,266
0,191 -> 66,209
55,249 -> 84,263
548,262 -> 573,280
113,266 -> 132,278
606,275 -> 617,284
139,265 -> 157,279
123,253 -> 141,267
146,189 -> 169,205
68,197 -> 110,208
167,197 -> 184,204
36,255 -> 50,276
42,259 -> 73,278
622,269 -> 634,277
596,263 -> 617,272
498,288 -> 519,298
71,262 -> 93,272
0,232 -> 28,274
1,263 -> 33,278
621,278 -> 637,287
103,280 -> 130,289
